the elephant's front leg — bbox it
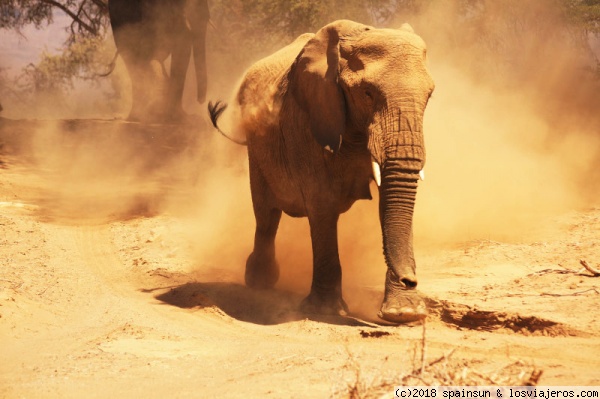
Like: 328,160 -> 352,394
246,166 -> 281,289
301,211 -> 348,316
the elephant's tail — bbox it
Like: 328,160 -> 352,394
208,100 -> 248,146
96,50 -> 120,78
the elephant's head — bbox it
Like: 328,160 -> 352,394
185,0 -> 210,103
290,20 -> 434,322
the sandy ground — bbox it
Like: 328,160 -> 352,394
1,118 -> 599,398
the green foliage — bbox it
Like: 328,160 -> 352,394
18,36 -> 109,94
564,0 -> 600,33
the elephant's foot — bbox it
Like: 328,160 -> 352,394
378,288 -> 427,324
300,290 -> 348,316
378,270 -> 427,323
245,252 -> 279,289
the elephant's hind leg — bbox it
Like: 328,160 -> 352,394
246,166 -> 281,289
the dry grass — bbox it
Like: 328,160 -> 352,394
334,321 -> 542,399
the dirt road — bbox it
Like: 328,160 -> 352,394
1,119 -> 599,398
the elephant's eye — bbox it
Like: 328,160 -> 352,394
365,90 -> 373,101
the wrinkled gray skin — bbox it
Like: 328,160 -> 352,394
109,0 -> 209,122
212,20 -> 434,323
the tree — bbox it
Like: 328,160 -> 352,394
1,0 -> 599,112
563,0 -> 600,72
1,0 -> 111,101
1,0 -> 108,37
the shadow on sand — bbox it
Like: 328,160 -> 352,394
152,281 -> 389,328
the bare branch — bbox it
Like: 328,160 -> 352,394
580,259 -> 600,277
541,288 -> 600,297
427,348 -> 457,368
76,0 -> 87,21
39,0 -> 98,35
88,0 -> 108,12
420,320 -> 427,375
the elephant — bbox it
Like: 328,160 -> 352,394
208,20 -> 435,323
108,0 -> 209,122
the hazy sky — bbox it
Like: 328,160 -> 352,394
0,12 -> 70,77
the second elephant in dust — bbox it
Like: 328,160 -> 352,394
210,19 -> 435,323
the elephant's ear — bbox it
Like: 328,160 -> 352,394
290,25 -> 346,154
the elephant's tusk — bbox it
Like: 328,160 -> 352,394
372,161 -> 381,187
419,169 -> 425,181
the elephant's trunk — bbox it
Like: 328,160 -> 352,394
374,104 -> 427,322
379,162 -> 419,286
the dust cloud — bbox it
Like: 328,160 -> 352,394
405,0 -> 600,246
5,0 -> 599,313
